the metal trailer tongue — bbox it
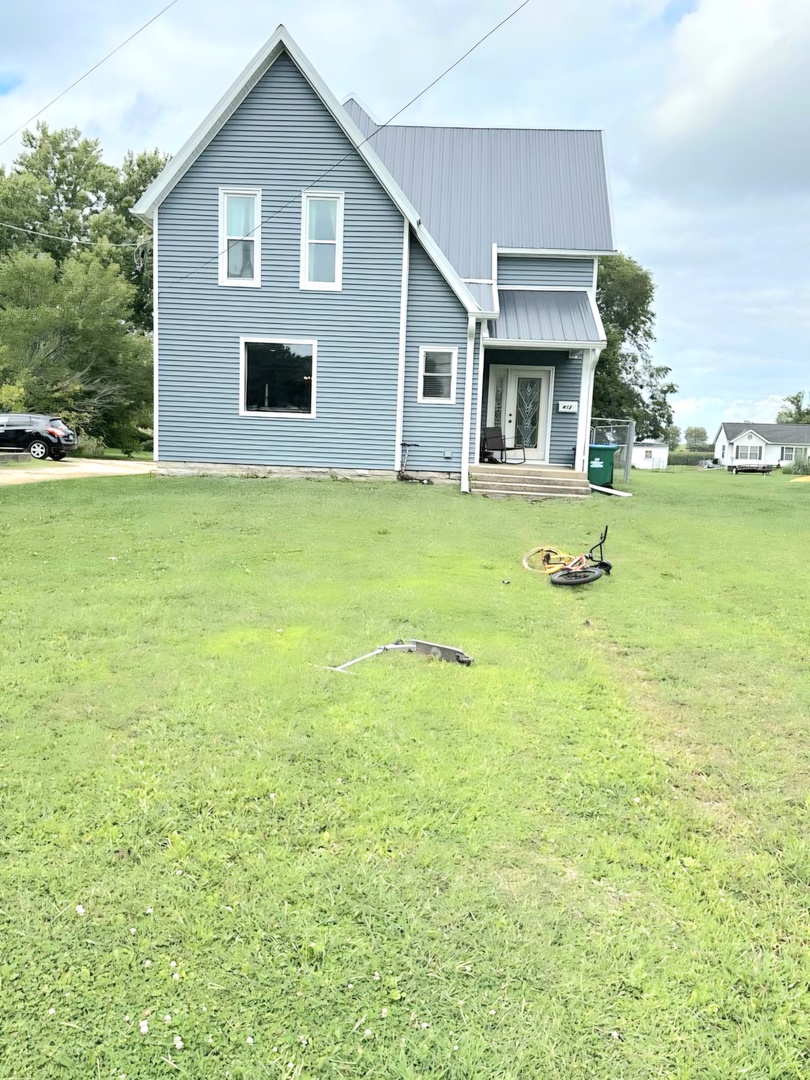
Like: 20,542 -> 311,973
326,639 -> 473,673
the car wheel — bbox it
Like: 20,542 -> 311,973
29,439 -> 50,460
732,466 -> 738,475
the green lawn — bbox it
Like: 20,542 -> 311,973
1,471 -> 808,1079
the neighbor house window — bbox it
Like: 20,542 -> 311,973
782,446 -> 795,462
240,339 -> 316,418
735,444 -> 761,460
219,189 -> 261,286
418,347 -> 457,404
721,445 -> 726,458
644,449 -> 652,459
300,191 -> 344,290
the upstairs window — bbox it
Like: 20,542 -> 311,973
301,191 -> 344,290
418,347 -> 457,404
219,189 -> 261,287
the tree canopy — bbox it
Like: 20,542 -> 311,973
0,124 -> 167,447
684,426 -> 708,449
776,391 -> 810,424
593,253 -> 677,439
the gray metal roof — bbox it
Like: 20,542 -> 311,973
719,422 -> 810,444
343,99 -> 614,281
463,281 -> 496,312
488,290 -> 603,344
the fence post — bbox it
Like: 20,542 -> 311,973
625,420 -> 635,483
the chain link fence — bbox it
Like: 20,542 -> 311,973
589,418 -> 636,483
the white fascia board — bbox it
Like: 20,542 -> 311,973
712,425 -> 726,443
732,429 -> 770,444
131,25 -> 481,314
486,338 -> 607,350
588,291 -> 607,344
496,247 -> 615,258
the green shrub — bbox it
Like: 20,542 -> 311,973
669,452 -> 713,466
784,456 -> 810,475
76,436 -> 106,458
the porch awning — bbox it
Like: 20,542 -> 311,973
488,290 -> 606,347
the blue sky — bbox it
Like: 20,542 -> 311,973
1,0 -> 808,433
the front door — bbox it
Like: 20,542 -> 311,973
487,366 -> 552,462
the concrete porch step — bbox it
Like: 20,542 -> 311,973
470,473 -> 588,490
471,484 -> 590,500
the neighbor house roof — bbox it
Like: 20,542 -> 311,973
344,99 -> 615,281
488,290 -> 606,347
716,422 -> 810,444
131,26 -> 485,315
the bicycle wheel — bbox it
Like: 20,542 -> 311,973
550,567 -> 604,586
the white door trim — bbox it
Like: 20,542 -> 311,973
487,364 -> 554,463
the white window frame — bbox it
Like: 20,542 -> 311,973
782,446 -> 795,462
300,190 -> 344,292
219,188 -> 261,288
736,444 -> 761,461
239,337 -> 317,420
417,346 -> 458,405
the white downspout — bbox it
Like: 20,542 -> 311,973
393,219 -> 410,472
460,315 -> 476,493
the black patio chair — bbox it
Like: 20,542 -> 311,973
481,426 -> 526,465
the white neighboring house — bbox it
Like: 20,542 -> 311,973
713,423 -> 810,469
631,440 -> 669,470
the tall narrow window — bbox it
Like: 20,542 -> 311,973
418,347 -> 457,404
219,189 -> 261,287
301,191 -> 344,290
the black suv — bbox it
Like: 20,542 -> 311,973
0,414 -> 78,460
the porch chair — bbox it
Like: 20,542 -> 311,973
481,426 -> 526,465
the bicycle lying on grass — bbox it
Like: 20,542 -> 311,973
523,525 -> 613,586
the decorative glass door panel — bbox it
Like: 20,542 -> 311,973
515,377 -> 541,449
486,364 -> 552,462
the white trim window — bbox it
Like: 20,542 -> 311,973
781,446 -> 795,462
239,338 -> 317,419
219,188 -> 261,287
300,190 -> 344,290
418,347 -> 458,404
735,444 -> 761,460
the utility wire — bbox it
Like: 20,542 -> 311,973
0,220 -> 142,247
161,0 -> 532,291
0,0 -> 184,149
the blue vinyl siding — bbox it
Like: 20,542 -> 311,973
497,256 -> 594,288
402,236 -> 470,473
484,348 -> 582,467
157,50 -> 405,468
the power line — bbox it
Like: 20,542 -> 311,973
0,220 -> 141,247
0,0 -> 184,149
161,0 -> 533,291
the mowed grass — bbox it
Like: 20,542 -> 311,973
0,470 -> 808,1079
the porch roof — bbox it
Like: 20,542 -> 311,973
488,289 -> 605,346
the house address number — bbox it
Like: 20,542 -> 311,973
558,401 -> 578,413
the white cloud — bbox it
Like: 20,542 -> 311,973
642,0 -> 810,195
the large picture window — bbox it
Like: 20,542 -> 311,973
300,191 -> 344,290
219,189 -> 261,287
418,347 -> 457,404
240,339 -> 316,418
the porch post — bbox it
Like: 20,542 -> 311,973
460,316 -> 476,493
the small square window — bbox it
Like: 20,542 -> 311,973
240,339 -> 316,418
418,347 -> 457,404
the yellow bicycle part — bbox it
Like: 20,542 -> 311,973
522,546 -> 574,574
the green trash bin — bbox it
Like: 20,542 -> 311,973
588,444 -> 619,487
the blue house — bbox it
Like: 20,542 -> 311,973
133,25 -> 614,495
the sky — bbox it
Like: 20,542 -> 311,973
1,0 -> 808,434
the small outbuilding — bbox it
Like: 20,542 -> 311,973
631,440 -> 669,470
